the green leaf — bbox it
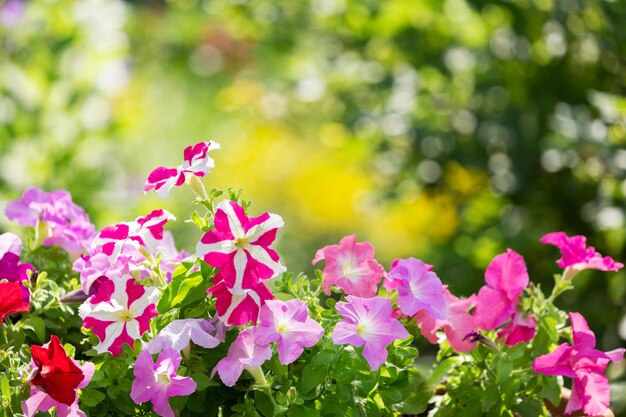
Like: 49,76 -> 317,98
80,388 -> 106,407
496,358 -> 512,384
191,372 -> 219,391
254,391 -> 274,417
158,272 -> 210,312
287,405 -> 319,417
1,374 -> 10,404
29,316 -> 46,343
539,375 -> 562,407
427,357 -> 461,387
301,363 -> 327,394
481,383 -> 499,412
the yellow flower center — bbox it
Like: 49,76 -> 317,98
277,322 -> 287,334
234,237 -> 249,249
156,373 -> 171,385
118,309 -> 134,322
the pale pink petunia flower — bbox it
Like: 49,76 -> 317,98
5,187 -> 96,256
91,209 -> 176,260
197,199 -> 285,294
146,318 -> 225,354
474,249 -> 529,331
312,235 -> 385,298
497,310 -> 536,346
131,348 -> 197,417
78,275 -> 159,356
207,266 -> 274,326
332,295 -> 409,371
255,299 -> 324,365
414,287 -> 477,352
144,141 -> 220,198
212,327 -> 273,387
22,339 -> 95,417
533,312 -> 625,416
384,258 -> 447,319
541,232 -> 623,277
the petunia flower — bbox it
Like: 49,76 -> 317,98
541,232 -> 623,279
212,327 -> 272,387
312,235 -> 385,298
0,281 -> 30,322
497,310 -> 536,346
196,199 -> 285,294
207,267 -> 274,326
0,232 -> 34,303
533,312 -> 625,416
78,276 -> 159,356
91,209 -> 176,260
474,249 -> 529,331
24,336 -> 91,407
146,318 -> 225,354
414,287 -> 477,352
384,258 -> 447,319
332,295 -> 409,371
144,141 -> 220,198
255,299 -> 324,365
131,348 -> 197,417
5,187 -> 96,256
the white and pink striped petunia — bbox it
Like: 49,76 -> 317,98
207,267 -> 274,326
78,275 -> 159,356
196,200 -> 285,294
91,209 -> 176,260
144,141 -> 220,198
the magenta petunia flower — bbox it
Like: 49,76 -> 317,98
22,339 -> 95,417
0,232 -> 34,304
91,209 -> 176,260
212,327 -> 273,387
78,276 -> 159,356
255,299 -> 324,365
497,310 -> 536,346
144,141 -> 220,198
533,312 -> 625,416
541,232 -> 623,276
332,295 -> 409,371
414,288 -> 477,352
207,267 -> 274,326
196,200 -> 285,294
312,235 -> 385,298
5,187 -> 96,256
474,249 -> 529,331
146,318 -> 225,354
384,258 -> 447,319
131,348 -> 197,417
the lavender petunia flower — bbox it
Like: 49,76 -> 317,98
255,299 -> 324,365
146,318 -> 225,354
131,348 -> 197,417
384,258 -> 448,319
332,296 -> 409,371
212,327 -> 272,387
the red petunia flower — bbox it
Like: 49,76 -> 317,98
30,335 -> 84,405
0,281 -> 29,322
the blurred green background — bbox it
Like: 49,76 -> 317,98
1,0 -> 625,406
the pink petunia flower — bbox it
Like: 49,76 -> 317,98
196,200 -> 285,294
414,287 -> 477,352
78,276 -> 159,356
0,232 -> 34,304
5,187 -> 96,256
144,141 -> 220,198
533,312 -> 625,416
384,258 -> 447,319
131,348 -> 197,417
474,249 -> 529,331
207,267 -> 274,326
332,295 -> 409,371
497,310 -> 536,346
212,327 -> 273,387
255,299 -> 324,365
22,337 -> 95,417
146,318 -> 225,354
91,209 -> 176,260
541,232 -> 623,278
312,235 -> 385,298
